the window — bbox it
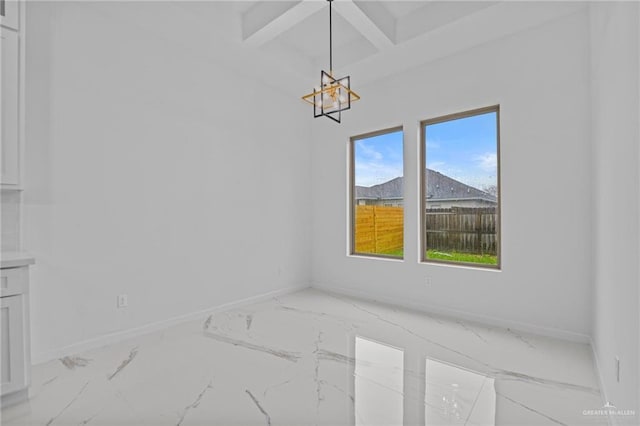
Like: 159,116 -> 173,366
421,106 -> 500,268
350,127 -> 403,258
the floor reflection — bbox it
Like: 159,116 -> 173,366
354,335 -> 496,426
354,336 -> 404,425
424,358 -> 495,425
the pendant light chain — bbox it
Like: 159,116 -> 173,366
329,0 -> 333,73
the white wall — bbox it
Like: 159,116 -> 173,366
22,7 -> 639,414
311,10 -> 593,339
1,191 -> 20,251
24,2 -> 311,362
590,2 -> 640,422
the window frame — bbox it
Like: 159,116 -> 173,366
349,125 -> 404,260
419,105 -> 501,269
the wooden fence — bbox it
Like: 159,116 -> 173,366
425,207 -> 497,255
354,206 -> 497,255
354,205 -> 403,254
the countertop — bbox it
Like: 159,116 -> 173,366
1,252 -> 35,268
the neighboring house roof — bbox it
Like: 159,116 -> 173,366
355,176 -> 404,200
355,169 -> 497,203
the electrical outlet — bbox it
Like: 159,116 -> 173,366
117,294 -> 128,308
615,356 -> 620,382
425,276 -> 432,286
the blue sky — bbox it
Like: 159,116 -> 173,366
354,130 -> 403,187
426,111 -> 497,190
354,112 -> 497,191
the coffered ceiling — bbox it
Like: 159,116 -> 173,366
107,1 -> 588,97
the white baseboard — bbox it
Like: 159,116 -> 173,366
313,283 -> 591,344
31,285 -> 307,365
1,389 -> 28,410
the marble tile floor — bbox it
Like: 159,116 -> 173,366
1,288 -> 607,426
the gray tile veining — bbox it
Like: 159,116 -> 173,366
45,381 -> 90,426
203,332 -> 303,363
177,381 -> 214,426
1,288 -> 607,426
245,389 -> 272,426
59,357 -> 91,371
106,348 -> 138,381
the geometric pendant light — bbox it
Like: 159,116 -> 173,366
301,0 -> 360,123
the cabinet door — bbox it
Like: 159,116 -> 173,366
1,28 -> 19,186
0,0 -> 19,31
1,295 -> 27,396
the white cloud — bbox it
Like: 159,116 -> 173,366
427,140 -> 441,149
355,163 -> 403,187
427,161 -> 447,172
476,153 -> 497,172
355,140 -> 403,186
356,141 -> 383,161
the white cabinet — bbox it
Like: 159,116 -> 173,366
1,27 -> 20,187
1,295 -> 28,396
0,265 -> 30,407
0,0 -> 19,31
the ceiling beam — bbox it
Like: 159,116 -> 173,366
332,0 -> 395,51
243,0 -> 325,47
352,1 -> 396,43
